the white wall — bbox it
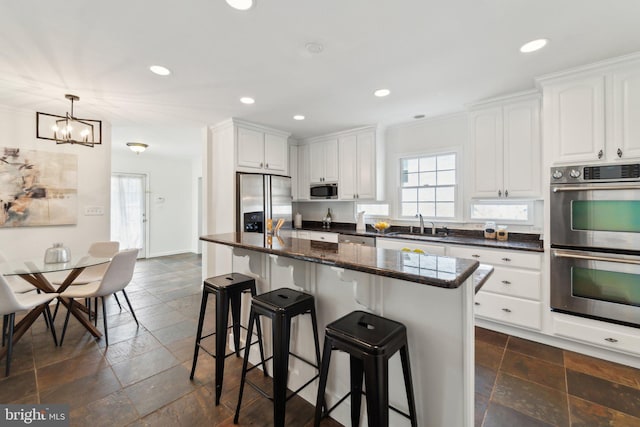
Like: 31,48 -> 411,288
111,150 -> 197,257
0,105 -> 111,260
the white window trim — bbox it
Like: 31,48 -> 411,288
395,149 -> 463,221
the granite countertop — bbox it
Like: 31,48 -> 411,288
201,232 -> 481,289
296,222 -> 544,252
473,264 -> 494,294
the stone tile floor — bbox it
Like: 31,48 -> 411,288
1,253 -> 639,426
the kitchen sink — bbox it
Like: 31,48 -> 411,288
386,232 -> 449,241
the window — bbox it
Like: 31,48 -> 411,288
400,153 -> 456,218
356,203 -> 389,217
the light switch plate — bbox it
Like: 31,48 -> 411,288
84,206 -> 104,216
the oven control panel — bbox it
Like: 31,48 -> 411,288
551,163 -> 640,184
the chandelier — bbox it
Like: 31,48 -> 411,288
36,94 -> 102,147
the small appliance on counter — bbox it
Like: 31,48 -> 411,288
294,212 -> 302,229
355,211 -> 366,233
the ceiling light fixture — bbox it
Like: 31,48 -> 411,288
240,97 -> 255,104
374,89 -> 391,97
36,94 -> 102,147
305,42 -> 324,54
414,114 -> 425,119
149,65 -> 171,76
519,38 -> 548,53
293,115 -> 305,121
226,0 -> 254,11
126,142 -> 148,154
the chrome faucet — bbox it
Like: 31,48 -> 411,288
415,214 -> 424,234
427,221 -> 436,235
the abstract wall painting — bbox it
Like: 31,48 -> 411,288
0,147 -> 77,227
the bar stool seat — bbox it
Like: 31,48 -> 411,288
190,273 -> 267,406
234,287 -> 322,427
314,310 -> 418,427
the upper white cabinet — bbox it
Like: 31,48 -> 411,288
236,121 -> 290,174
291,144 -> 310,200
309,139 -> 339,183
538,55 -> 640,164
339,130 -> 376,200
468,92 -> 541,198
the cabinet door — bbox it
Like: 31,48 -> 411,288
264,133 -> 288,173
470,107 -> 503,197
611,64 -> 640,160
503,99 -> 541,197
237,127 -> 265,170
338,135 -> 357,199
376,238 -> 446,256
356,131 -> 376,199
546,75 -> 606,163
297,144 -> 310,200
323,139 -> 340,182
289,145 -> 298,200
309,142 -> 325,183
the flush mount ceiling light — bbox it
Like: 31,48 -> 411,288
305,42 -> 324,55
374,89 -> 391,97
240,97 -> 255,104
36,94 -> 102,147
226,0 -> 254,10
413,114 -> 426,119
293,115 -> 305,121
149,65 -> 171,76
126,142 -> 148,154
520,38 -> 548,53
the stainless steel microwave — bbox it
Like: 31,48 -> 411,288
310,183 -> 338,199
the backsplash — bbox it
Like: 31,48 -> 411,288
293,201 -> 356,223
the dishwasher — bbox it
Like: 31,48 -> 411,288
337,234 -> 376,247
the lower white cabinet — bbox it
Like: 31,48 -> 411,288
448,245 -> 542,330
376,237 -> 446,256
296,230 -> 338,243
553,313 -> 640,356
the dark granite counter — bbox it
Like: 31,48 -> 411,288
200,232 -> 480,289
295,221 -> 544,252
473,264 -> 494,294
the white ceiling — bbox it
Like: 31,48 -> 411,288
2,0 -> 640,157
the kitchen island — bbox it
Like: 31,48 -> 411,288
201,232 -> 491,427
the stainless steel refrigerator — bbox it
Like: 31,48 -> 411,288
236,172 -> 292,233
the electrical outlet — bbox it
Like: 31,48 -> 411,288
84,206 -> 104,216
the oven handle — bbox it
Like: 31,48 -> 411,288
552,185 -> 640,192
553,250 -> 640,265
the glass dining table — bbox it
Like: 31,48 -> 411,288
0,255 -> 110,355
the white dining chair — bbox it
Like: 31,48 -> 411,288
0,275 -> 59,376
0,252 -> 35,294
59,248 -> 139,346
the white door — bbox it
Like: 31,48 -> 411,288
612,63 -> 640,160
264,133 -> 287,172
503,98 -> 541,197
356,131 -> 376,199
338,134 -> 357,199
470,107 -> 503,198
111,173 -> 147,258
237,127 -> 265,170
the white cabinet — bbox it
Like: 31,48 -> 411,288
296,230 -> 339,243
448,245 -> 542,330
339,131 -> 376,200
236,122 -> 289,174
539,57 -> 640,163
553,313 -> 640,356
376,237 -> 446,256
290,144 -> 310,201
289,145 -> 299,200
469,92 -> 541,198
309,139 -> 339,183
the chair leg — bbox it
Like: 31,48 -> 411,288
250,287 -> 268,377
229,291 -> 242,357
60,299 -> 74,346
101,296 -> 109,346
190,289 -> 209,380
94,298 -> 99,326
44,303 -> 58,347
86,298 -> 91,321
400,344 -> 418,427
5,313 -> 15,376
350,355 -> 365,427
272,313 -> 292,427
113,293 -> 123,310
121,290 -> 138,325
214,289 -> 230,406
363,355 -> 389,427
313,339 -> 333,427
2,314 -> 7,347
234,309 -> 256,424
52,300 -> 60,323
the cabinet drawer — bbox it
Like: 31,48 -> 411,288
307,231 -> 339,243
448,246 -> 541,270
553,314 -> 640,355
481,266 -> 541,300
474,292 -> 541,330
376,238 -> 446,256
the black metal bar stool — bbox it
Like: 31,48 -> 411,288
234,287 -> 322,427
189,273 -> 267,405
314,310 -> 418,427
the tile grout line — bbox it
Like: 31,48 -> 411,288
481,334 -> 510,427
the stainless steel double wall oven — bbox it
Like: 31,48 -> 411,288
550,163 -> 640,327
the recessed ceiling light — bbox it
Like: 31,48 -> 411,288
293,115 -> 305,121
520,38 -> 548,53
149,65 -> 171,76
240,97 -> 255,105
374,89 -> 391,97
305,42 -> 324,54
226,0 -> 254,10
414,114 -> 425,119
